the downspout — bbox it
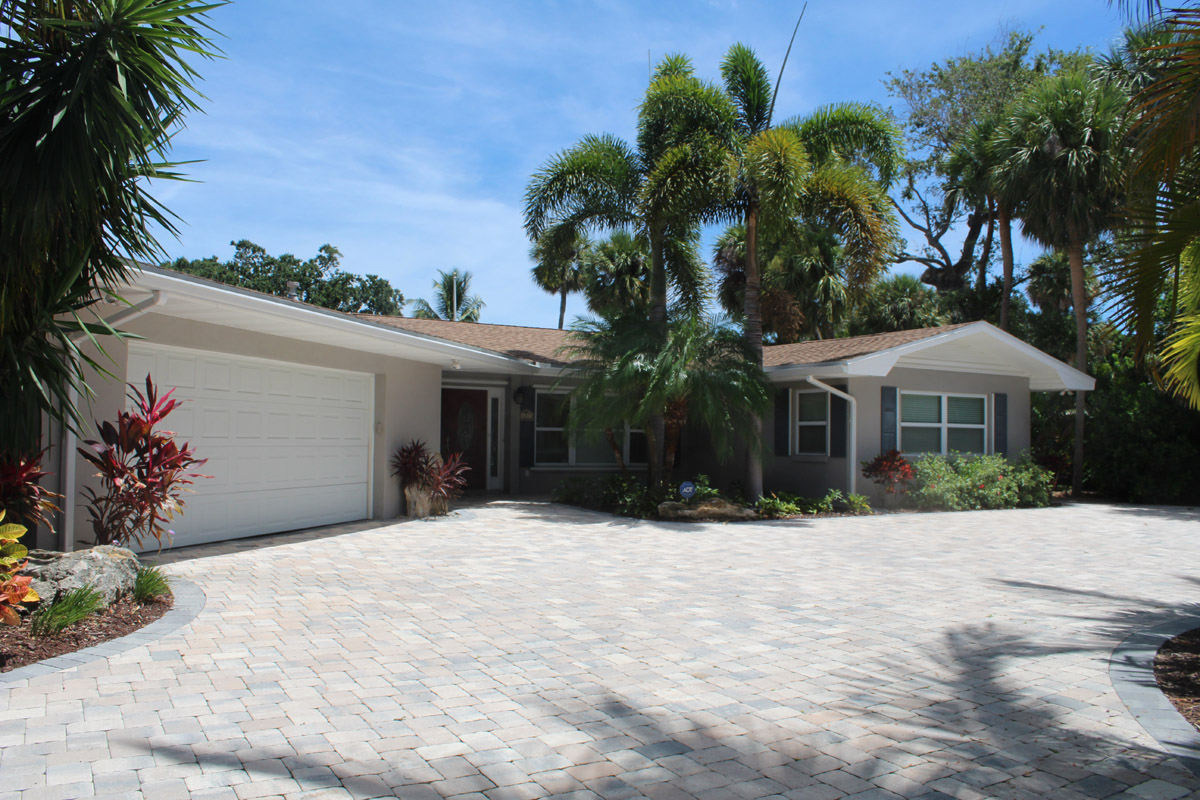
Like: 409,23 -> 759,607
803,376 -> 857,496
59,291 -> 168,551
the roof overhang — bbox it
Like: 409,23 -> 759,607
117,267 -> 543,375
766,322 -> 1095,392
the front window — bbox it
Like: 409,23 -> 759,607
534,391 -> 647,467
900,392 -> 987,455
794,389 -> 829,456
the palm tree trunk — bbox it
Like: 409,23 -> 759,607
976,199 -> 995,294
999,206 -> 1015,332
648,224 -> 667,486
604,427 -> 627,474
744,203 -> 765,501
1068,235 -> 1088,497
558,286 -> 567,330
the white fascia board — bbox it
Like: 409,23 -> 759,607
130,268 -> 544,374
765,363 -> 853,382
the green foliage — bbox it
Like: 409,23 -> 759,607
848,274 -> 946,335
755,488 -> 859,518
846,493 -> 872,515
166,240 -> 405,316
29,585 -> 104,637
530,225 -> 590,328
0,0 -> 224,454
552,475 -> 671,519
1082,347 -> 1200,502
564,311 -> 771,481
411,268 -> 485,322
133,566 -> 172,604
689,475 -> 722,502
0,510 -> 38,626
906,454 -> 1054,511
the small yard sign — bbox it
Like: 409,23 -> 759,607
679,481 -> 696,500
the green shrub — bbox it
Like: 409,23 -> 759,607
553,474 -> 671,519
845,493 -> 872,515
133,566 -> 171,603
907,453 -> 1054,511
30,586 -> 104,637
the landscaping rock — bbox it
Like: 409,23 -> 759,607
658,498 -> 758,522
22,546 -> 140,607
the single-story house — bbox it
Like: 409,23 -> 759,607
40,266 -> 1093,551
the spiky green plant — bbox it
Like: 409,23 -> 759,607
133,566 -> 172,604
30,586 -> 104,637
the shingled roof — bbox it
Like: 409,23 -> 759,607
364,316 -> 578,366
363,316 -> 974,369
761,323 -> 974,367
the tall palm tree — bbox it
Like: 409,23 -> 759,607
525,55 -> 738,483
525,55 -> 737,332
0,0 -> 223,454
530,224 -> 590,329
564,311 -> 770,482
993,72 -> 1128,494
411,269 -> 485,322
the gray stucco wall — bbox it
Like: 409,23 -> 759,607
760,368 -> 1032,505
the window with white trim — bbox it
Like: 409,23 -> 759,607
534,391 -> 648,467
900,392 -> 987,455
793,389 -> 830,456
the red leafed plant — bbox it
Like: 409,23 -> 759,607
78,375 -> 209,549
0,450 -> 63,533
428,452 -> 470,503
861,449 -> 914,495
0,510 -> 38,626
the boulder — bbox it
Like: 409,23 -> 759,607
23,546 -> 140,607
658,498 -> 758,522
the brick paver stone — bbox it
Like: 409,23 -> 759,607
2,500 -> 1200,798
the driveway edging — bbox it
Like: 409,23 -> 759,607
0,577 -> 205,688
1110,613 -> 1200,778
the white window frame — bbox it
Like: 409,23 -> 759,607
534,390 -> 646,468
899,391 -> 989,456
792,388 -> 831,457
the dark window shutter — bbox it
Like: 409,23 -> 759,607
994,393 -> 1008,457
881,386 -> 898,453
830,395 -> 848,458
774,388 -> 790,456
518,389 -> 536,468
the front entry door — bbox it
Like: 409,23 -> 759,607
441,389 -> 488,490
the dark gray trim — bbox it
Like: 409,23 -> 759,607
773,388 -> 790,456
0,578 -> 205,688
830,395 -> 848,459
881,386 -> 898,453
1110,614 -> 1200,778
994,392 -> 1008,457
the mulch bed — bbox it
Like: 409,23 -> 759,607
0,594 -> 173,674
1155,627 -> 1200,731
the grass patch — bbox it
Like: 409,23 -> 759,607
133,566 -> 171,603
30,586 -> 104,637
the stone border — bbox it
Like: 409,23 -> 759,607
0,577 -> 205,688
1110,614 -> 1200,778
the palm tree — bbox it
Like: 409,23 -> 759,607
581,231 -> 652,317
525,54 -> 738,483
849,274 -> 946,335
530,224 -> 590,329
1104,10 -> 1200,408
411,269 -> 485,322
0,0 -> 222,454
564,311 -> 770,482
525,55 -> 737,332
993,72 -> 1128,494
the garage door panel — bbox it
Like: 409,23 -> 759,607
128,342 -> 373,550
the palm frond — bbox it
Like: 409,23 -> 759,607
721,43 -> 773,137
779,102 -> 904,187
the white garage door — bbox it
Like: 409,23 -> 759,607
127,343 -> 374,549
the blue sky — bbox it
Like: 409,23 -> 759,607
156,0 -> 1130,326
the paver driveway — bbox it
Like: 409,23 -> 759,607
3,501 -> 1200,800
